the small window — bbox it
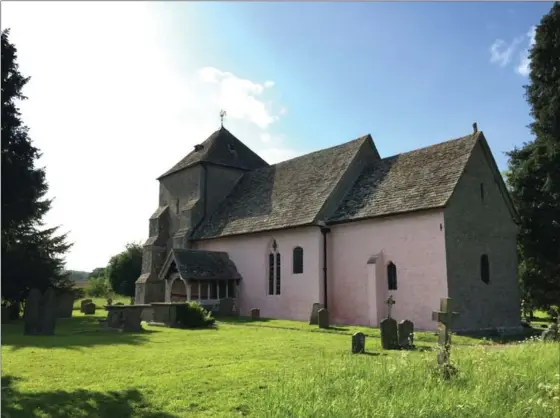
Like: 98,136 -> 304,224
387,262 -> 397,290
268,253 -> 274,295
293,247 -> 304,274
481,254 -> 490,284
480,183 -> 485,201
275,253 -> 281,295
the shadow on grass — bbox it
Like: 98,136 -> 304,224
2,316 -> 159,351
1,376 -> 177,418
216,316 -> 273,324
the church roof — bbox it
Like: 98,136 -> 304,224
158,128 -> 269,179
163,249 -> 242,281
329,132 -> 481,223
193,135 -> 370,240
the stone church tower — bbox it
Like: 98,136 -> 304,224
135,128 -> 268,304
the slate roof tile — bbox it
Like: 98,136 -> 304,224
158,128 -> 269,179
172,249 -> 241,280
193,135 -> 370,239
329,132 -> 480,222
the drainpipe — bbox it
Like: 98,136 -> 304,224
318,221 -> 331,310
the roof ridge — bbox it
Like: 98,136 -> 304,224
268,134 -> 371,168
384,132 -> 480,160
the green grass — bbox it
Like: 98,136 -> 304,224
2,311 -> 558,418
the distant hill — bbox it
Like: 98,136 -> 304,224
66,270 -> 90,286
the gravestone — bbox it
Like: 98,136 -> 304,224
250,308 -> 260,321
317,308 -> 329,329
398,320 -> 414,349
57,292 -> 74,318
219,298 -> 235,316
380,295 -> 398,350
106,298 -> 113,306
80,299 -> 93,313
41,288 -> 57,335
380,318 -> 398,349
432,297 -> 460,367
352,332 -> 366,354
309,303 -> 323,325
541,322 -> 559,342
83,302 -> 96,315
24,288 -> 43,335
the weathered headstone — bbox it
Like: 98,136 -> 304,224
380,318 -> 398,349
41,288 -> 57,335
352,332 -> 366,354
219,297 -> 235,316
57,292 -> 74,318
317,308 -> 329,329
80,299 -> 93,313
541,322 -> 559,342
83,302 -> 96,315
432,297 -> 460,367
309,303 -> 323,325
106,298 -> 113,306
24,288 -> 43,335
398,319 -> 414,349
380,295 -> 398,350
250,308 -> 260,321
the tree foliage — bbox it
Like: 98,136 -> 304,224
85,276 -> 113,298
1,29 -> 73,306
506,3 -> 560,310
106,243 -> 142,298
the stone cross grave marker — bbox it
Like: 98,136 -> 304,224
386,295 -> 396,318
432,297 -> 459,365
380,296 -> 398,349
352,332 -> 366,354
398,319 -> 414,349
317,308 -> 329,329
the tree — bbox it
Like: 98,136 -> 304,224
88,267 -> 106,280
85,276 -> 112,298
106,243 -> 142,298
506,3 -> 560,311
1,29 -> 73,311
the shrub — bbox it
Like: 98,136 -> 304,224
85,276 -> 112,298
175,302 -> 215,329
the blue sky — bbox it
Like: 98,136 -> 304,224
3,2 -> 553,270
160,1 -> 552,168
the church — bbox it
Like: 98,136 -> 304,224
135,123 -> 521,332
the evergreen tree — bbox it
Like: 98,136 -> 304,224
1,29 -> 73,309
507,3 -> 560,311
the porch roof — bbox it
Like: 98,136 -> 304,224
162,249 -> 242,281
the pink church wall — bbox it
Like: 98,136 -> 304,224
329,210 -> 448,331
196,227 -> 322,321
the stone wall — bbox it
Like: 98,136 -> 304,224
444,140 -> 520,331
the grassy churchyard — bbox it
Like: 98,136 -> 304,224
2,306 -> 559,418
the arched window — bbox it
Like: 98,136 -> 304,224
387,262 -> 397,290
293,246 -> 304,274
481,254 -> 490,284
268,239 -> 281,295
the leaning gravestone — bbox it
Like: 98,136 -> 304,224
398,319 -> 414,349
317,308 -> 329,329
352,332 -> 366,354
309,303 -> 323,325
24,288 -> 43,335
80,299 -> 93,313
250,308 -> 260,321
83,302 -> 96,315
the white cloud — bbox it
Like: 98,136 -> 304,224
516,26 -> 537,77
490,36 -> 523,67
3,2 -> 295,271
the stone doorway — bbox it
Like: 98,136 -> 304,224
170,277 -> 187,302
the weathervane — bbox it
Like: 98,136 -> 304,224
220,109 -> 227,128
